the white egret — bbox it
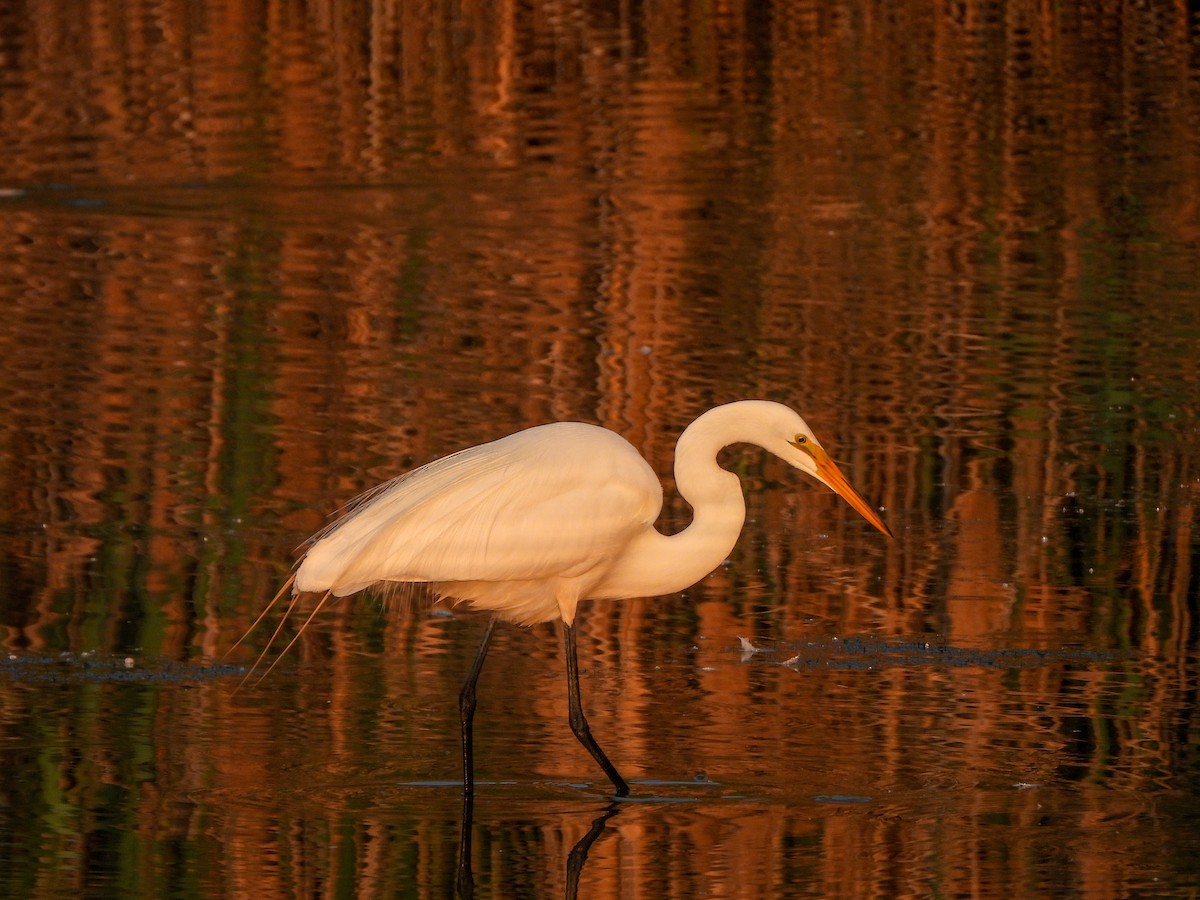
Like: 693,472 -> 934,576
250,399 -> 892,796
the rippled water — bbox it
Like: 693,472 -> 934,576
1,2 -> 1199,898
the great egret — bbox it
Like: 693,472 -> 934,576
250,400 -> 892,796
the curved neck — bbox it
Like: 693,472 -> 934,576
594,407 -> 751,600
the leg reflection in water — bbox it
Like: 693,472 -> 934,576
564,804 -> 621,899
457,797 -> 620,899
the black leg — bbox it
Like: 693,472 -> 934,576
459,617 -> 498,798
457,618 -> 497,899
564,622 -> 630,797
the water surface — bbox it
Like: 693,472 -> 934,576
1,2 -> 1198,897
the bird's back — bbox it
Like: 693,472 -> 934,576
293,422 -> 663,624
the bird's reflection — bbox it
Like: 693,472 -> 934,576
564,803 -> 621,899
457,791 -> 621,899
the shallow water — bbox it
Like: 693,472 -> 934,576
2,2 -> 1199,898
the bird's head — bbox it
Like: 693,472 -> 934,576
783,424 -> 894,539
682,399 -> 895,540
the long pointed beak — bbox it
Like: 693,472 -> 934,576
811,448 -> 894,539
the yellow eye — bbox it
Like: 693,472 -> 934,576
789,434 -> 813,454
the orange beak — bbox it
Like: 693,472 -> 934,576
811,446 -> 894,538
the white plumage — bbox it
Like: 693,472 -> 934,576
295,422 -> 662,624
250,400 -> 891,797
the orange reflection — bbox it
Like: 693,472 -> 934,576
0,0 -> 1197,897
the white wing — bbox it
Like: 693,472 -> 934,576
294,422 -> 663,599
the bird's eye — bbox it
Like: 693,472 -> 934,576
789,434 -> 814,454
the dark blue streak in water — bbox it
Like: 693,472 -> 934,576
766,637 -> 1116,671
0,652 -> 242,685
